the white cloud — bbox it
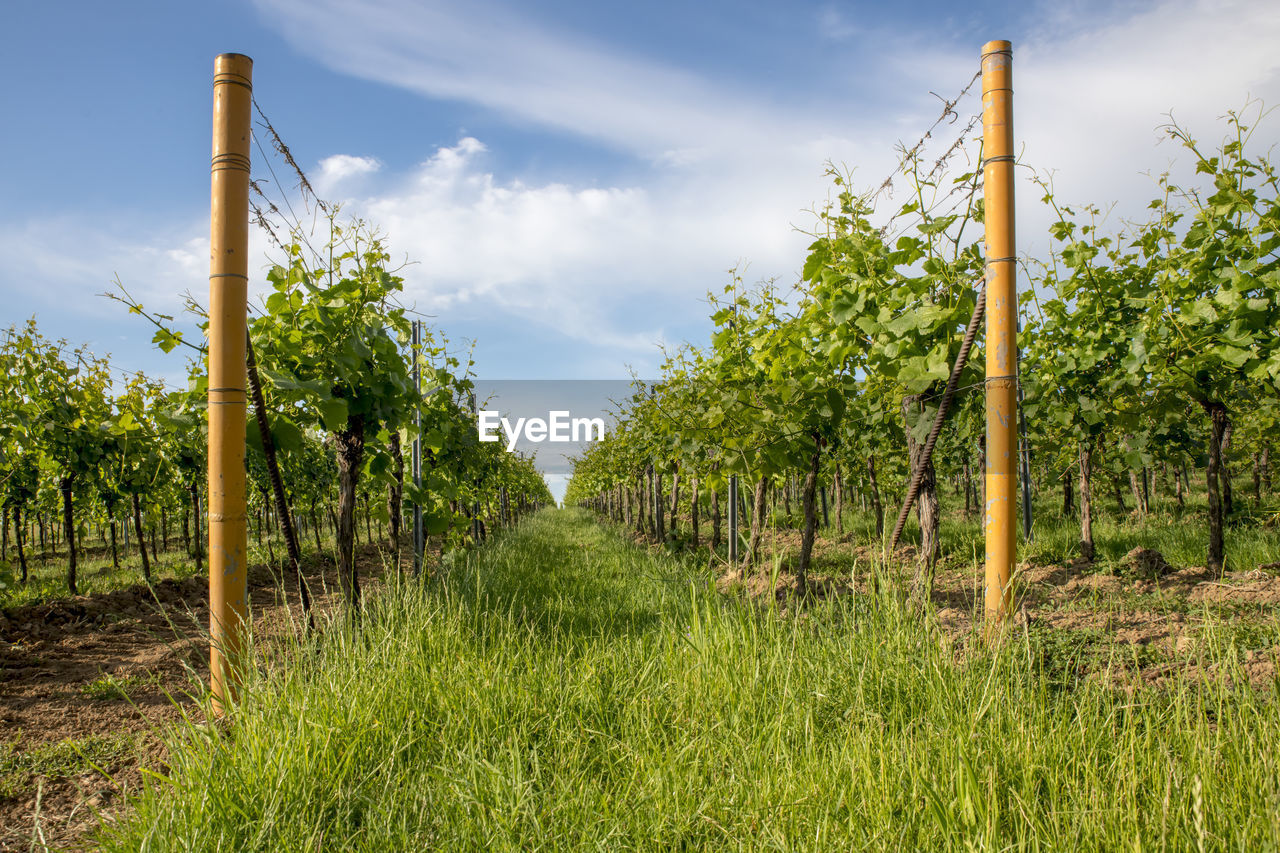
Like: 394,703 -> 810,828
1017,0 -> 1280,220
251,0 -> 845,166
6,0 -> 1278,383
311,135 -> 838,359
852,0 -> 1280,253
0,214 -> 284,341
249,0 -> 1280,243
542,472 -> 570,505
314,154 -> 381,194
0,219 -> 204,313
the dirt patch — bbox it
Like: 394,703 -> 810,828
0,545 -> 404,852
1121,547 -> 1174,579
1187,571 -> 1280,607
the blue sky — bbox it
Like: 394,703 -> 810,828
2,0 -> 1279,393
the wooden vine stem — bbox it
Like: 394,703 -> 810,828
207,52 -> 252,712
885,277 -> 987,559
982,40 -> 1017,627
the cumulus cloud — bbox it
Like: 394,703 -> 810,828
6,0 -> 1278,382
0,220 -> 202,312
0,214 -> 281,341
250,0 -> 1280,238
1016,0 -> 1280,218
839,0 -> 1280,253
314,154 -> 382,195
311,134 -> 834,361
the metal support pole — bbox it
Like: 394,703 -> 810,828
982,40 -> 1016,624
469,393 -> 480,541
412,320 -> 424,575
728,475 -> 739,563
207,53 -> 252,711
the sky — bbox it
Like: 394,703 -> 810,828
2,0 -> 1279,395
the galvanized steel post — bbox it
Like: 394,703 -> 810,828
728,475 -> 739,563
412,320 -> 424,575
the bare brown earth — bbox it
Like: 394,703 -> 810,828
0,545 -> 404,852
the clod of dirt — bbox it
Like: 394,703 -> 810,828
1122,548 -> 1173,580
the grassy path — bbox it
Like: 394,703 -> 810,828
106,509 -> 1280,851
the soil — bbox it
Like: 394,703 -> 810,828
0,545 -> 405,852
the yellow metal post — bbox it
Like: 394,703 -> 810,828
982,40 -> 1016,625
208,53 -> 252,710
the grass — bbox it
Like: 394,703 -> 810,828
0,525 -> 337,610
742,476 -> 1280,580
102,508 -> 1280,851
80,671 -> 163,702
6,472 -> 1275,612
1021,500 -> 1280,575
1191,614 -> 1280,656
0,541 -> 206,610
1016,475 -> 1280,573
1,734 -> 140,800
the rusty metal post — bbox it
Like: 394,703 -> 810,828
982,40 -> 1016,625
208,53 -> 252,710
